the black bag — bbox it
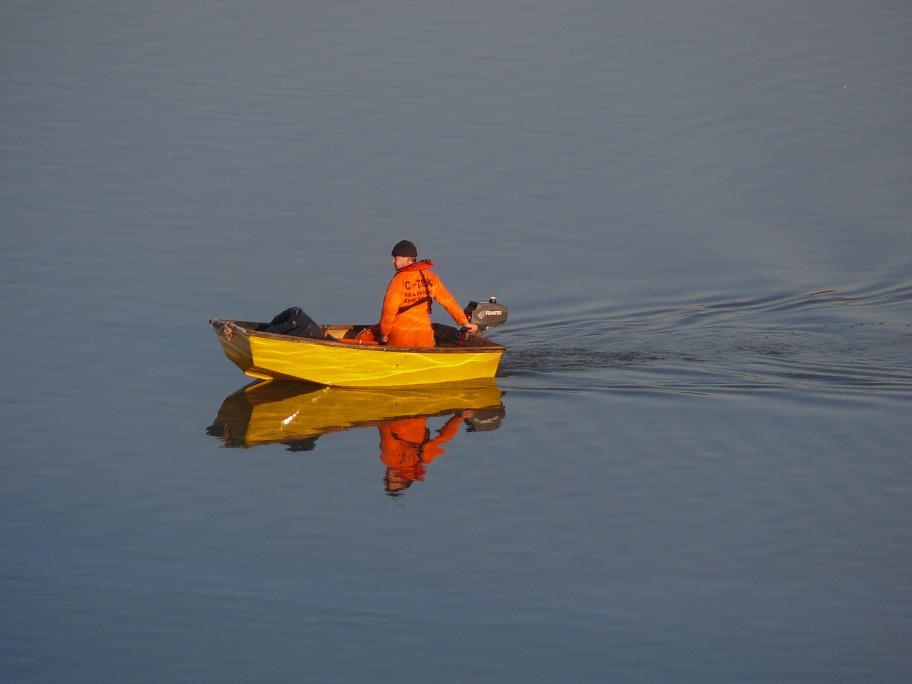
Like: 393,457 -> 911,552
263,307 -> 324,339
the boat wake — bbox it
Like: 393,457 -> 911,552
498,280 -> 912,400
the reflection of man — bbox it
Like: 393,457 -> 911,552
379,412 -> 465,495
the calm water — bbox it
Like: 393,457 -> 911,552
2,1 -> 911,681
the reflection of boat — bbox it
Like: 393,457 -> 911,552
209,319 -> 506,387
206,378 -> 506,450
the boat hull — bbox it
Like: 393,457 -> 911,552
210,319 -> 505,387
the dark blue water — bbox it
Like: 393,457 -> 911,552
2,1 -> 910,681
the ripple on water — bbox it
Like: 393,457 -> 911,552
499,280 -> 912,399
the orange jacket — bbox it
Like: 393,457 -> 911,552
379,260 -> 469,347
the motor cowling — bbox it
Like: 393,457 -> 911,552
464,297 -> 509,331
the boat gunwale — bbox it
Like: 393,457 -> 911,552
210,319 -> 507,354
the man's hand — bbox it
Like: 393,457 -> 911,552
464,323 -> 479,334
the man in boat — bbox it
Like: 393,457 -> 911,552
379,240 -> 478,347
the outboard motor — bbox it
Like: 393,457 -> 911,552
464,297 -> 509,332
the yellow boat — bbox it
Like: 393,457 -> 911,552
206,379 -> 506,449
209,319 -> 506,387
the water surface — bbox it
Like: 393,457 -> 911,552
2,1 -> 910,681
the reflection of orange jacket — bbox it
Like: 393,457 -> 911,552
379,260 -> 469,347
379,414 -> 463,482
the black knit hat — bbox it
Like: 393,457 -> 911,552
391,240 -> 418,258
